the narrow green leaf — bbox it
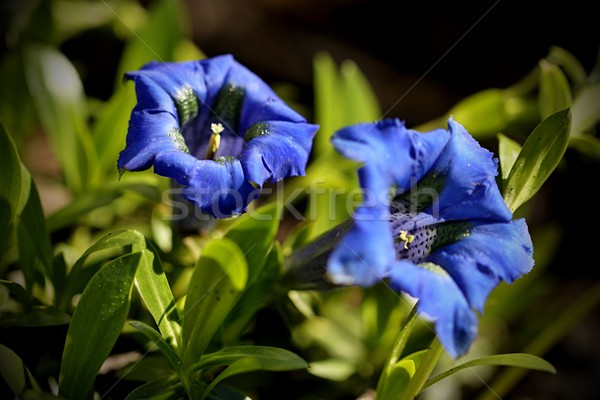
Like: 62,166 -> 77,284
313,52 -> 342,155
538,60 -> 572,120
0,279 -> 34,306
340,59 -> 381,124
0,343 -> 40,396
59,251 -> 145,400
448,89 -> 508,139
222,242 -> 283,343
378,350 -> 428,400
59,229 -> 146,310
134,242 -> 182,351
0,306 -> 71,328
224,201 -> 281,284
423,353 -> 555,391
16,171 -> 54,290
398,338 -> 444,400
128,321 -> 184,379
45,185 -> 125,232
24,44 -> 98,193
124,376 -> 183,400
569,134 -> 600,159
0,121 -> 22,259
547,46 -> 587,86
504,108 -> 571,212
182,238 -> 248,366
497,133 -> 523,194
199,347 -> 307,400
189,345 -> 308,373
571,83 -> 600,135
115,0 -> 186,88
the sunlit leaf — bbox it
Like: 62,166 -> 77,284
133,242 -> 182,351
547,46 -> 587,86
223,201 -> 281,284
128,321 -> 184,379
198,347 -> 307,400
182,238 -> 248,366
504,108 -> 571,212
571,83 -> 600,135
422,353 -> 555,391
340,59 -> 381,124
569,134 -> 600,159
497,133 -> 523,193
59,251 -> 146,400
538,60 -> 572,120
448,89 -> 507,139
378,350 -> 427,400
24,44 -> 98,193
313,52 -> 342,155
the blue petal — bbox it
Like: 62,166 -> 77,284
240,121 -> 319,185
222,61 -> 307,132
427,218 -> 534,313
331,119 -> 450,192
426,119 -> 512,222
327,205 -> 394,286
117,109 -> 181,171
390,261 -> 478,358
154,152 -> 258,217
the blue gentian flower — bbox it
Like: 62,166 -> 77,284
303,118 -> 533,358
118,54 -> 318,217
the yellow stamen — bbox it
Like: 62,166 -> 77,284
399,230 -> 415,250
205,123 -> 224,159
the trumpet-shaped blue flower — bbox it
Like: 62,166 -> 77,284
326,118 -> 534,357
118,54 -> 318,217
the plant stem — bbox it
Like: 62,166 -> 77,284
398,337 -> 444,400
376,301 -> 419,395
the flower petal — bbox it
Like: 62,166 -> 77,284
390,261 -> 478,358
117,109 -> 183,171
426,119 -> 512,222
331,119 -> 450,192
327,204 -> 394,286
221,61 -> 307,132
154,152 -> 258,217
427,218 -> 534,313
240,121 -> 319,184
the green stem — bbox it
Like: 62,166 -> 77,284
376,302 -> 420,394
398,338 -> 444,400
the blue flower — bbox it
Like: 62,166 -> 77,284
326,118 -> 534,358
118,54 -> 318,217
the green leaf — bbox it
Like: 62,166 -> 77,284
422,353 -> 555,391
313,52 -> 342,156
0,343 -> 40,396
115,0 -> 186,88
503,108 -> 571,212
59,251 -> 145,400
0,121 -> 23,259
134,242 -> 182,351
538,60 -> 572,120
0,305 -> 71,328
128,321 -> 184,380
59,229 -> 146,310
340,59 -> 381,124
92,84 -> 137,177
124,376 -> 183,400
497,133 -> 523,191
45,185 -> 125,232
189,345 -> 308,373
24,44 -> 98,193
198,347 -> 307,400
547,46 -> 587,86
378,350 -> 428,400
448,89 -> 508,139
571,83 -> 600,135
569,134 -> 600,159
16,170 -> 54,292
223,201 -> 281,284
182,238 -> 248,366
